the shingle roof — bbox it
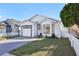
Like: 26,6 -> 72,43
23,14 -> 59,24
0,22 -> 6,25
5,19 -> 22,26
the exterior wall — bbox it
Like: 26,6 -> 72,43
11,25 -> 14,31
61,27 -> 69,38
54,21 -> 61,38
0,28 -> 6,37
20,21 -> 37,37
32,23 -> 37,37
0,28 -> 6,33
6,32 -> 18,37
41,19 -> 56,37
0,24 -> 19,37
0,30 -> 18,38
0,24 -> 6,33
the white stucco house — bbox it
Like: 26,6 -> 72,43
20,14 -> 62,38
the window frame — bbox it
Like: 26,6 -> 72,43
43,24 -> 50,34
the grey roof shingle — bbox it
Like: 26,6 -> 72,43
5,19 -> 22,26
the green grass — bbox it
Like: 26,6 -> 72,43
10,38 -> 76,56
0,38 -> 6,40
5,35 -> 19,39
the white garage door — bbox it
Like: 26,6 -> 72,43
22,25 -> 32,37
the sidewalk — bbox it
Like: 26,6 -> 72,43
0,38 -> 41,44
1,53 -> 15,56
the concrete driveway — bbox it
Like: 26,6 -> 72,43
0,38 -> 39,55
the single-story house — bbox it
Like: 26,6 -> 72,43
0,19 -> 21,37
20,14 -> 61,38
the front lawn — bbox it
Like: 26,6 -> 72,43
6,35 -> 19,39
0,38 -> 6,40
10,38 -> 76,56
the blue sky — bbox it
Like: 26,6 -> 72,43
0,3 -> 65,21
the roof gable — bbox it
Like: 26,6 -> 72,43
41,18 -> 57,24
20,20 -> 34,26
29,14 -> 58,23
21,14 -> 59,25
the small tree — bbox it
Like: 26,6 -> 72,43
60,3 -> 79,27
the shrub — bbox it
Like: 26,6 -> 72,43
38,33 -> 43,38
45,35 -> 48,38
52,33 -> 55,38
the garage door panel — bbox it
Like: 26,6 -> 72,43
22,25 -> 32,37
23,29 -> 31,36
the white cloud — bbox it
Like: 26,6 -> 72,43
0,16 -> 7,22
0,16 -> 2,18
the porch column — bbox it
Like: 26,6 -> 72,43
50,23 -> 52,36
42,24 -> 43,36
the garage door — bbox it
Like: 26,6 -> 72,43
22,25 -> 32,37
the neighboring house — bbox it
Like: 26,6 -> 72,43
0,19 -> 21,37
4,19 -> 21,33
0,22 -> 6,33
20,14 -> 61,38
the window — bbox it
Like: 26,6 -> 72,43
0,25 -> 5,29
43,24 -> 50,34
6,25 -> 12,33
